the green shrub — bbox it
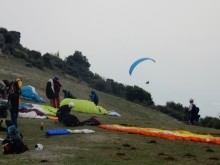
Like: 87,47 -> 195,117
4,33 -> 13,43
0,27 -> 8,35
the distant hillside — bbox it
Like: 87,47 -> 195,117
1,54 -> 220,164
1,27 -> 219,129
0,27 -> 154,106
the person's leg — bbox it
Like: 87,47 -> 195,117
56,110 -> 62,123
57,94 -> 60,107
52,98 -> 56,108
15,111 -> 18,128
188,117 -> 194,126
11,112 -> 18,128
2,89 -> 6,99
55,93 -> 60,108
53,98 -> 57,108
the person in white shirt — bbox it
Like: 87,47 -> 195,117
188,98 -> 194,125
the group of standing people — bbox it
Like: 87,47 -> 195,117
51,75 -> 62,108
2,75 -> 99,129
3,75 -> 199,129
47,75 -> 99,126
46,75 -> 99,108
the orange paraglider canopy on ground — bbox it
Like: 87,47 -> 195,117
99,124 -> 220,145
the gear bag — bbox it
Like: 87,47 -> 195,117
0,105 -> 8,118
81,116 -> 102,126
2,138 -> 28,154
191,104 -> 200,120
62,113 -> 81,127
2,125 -> 28,154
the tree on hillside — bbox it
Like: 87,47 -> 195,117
66,51 -> 90,68
65,51 -> 94,82
199,117 -> 220,129
0,27 -> 8,34
125,85 -> 154,106
43,53 -> 54,69
4,33 -> 14,43
166,101 -> 183,111
29,50 -> 42,60
42,52 -> 65,70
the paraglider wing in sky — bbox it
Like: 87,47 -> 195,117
129,58 -> 155,75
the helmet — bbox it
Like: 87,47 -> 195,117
54,75 -> 59,80
189,98 -> 194,103
68,102 -> 75,108
35,143 -> 43,150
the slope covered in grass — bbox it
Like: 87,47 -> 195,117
1,54 -> 220,165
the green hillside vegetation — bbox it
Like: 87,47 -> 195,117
1,27 -> 219,129
1,29 -> 220,164
0,27 -> 154,106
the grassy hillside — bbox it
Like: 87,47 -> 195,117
1,54 -> 220,165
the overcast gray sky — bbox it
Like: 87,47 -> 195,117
1,0 -> 220,118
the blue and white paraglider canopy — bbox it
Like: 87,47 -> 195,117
129,58 -> 155,76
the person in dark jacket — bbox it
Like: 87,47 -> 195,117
89,91 -> 99,106
56,102 -> 74,124
62,89 -> 76,99
8,89 -> 19,128
51,75 -> 62,108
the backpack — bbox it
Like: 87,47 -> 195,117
2,125 -> 28,154
62,113 -> 81,127
46,79 -> 57,99
81,116 -> 102,126
191,104 -> 200,120
67,91 -> 76,99
192,104 -> 199,114
0,105 -> 8,118
94,93 -> 99,105
64,90 -> 76,99
7,125 -> 22,141
2,138 -> 28,154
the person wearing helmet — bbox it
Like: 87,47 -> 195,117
188,98 -> 195,125
51,75 -> 62,108
56,102 -> 75,124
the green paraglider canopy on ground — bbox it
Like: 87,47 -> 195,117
60,99 -> 109,115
